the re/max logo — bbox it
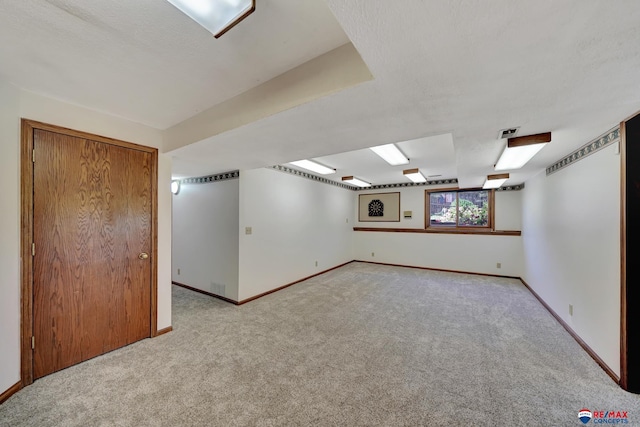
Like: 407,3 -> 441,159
593,411 -> 628,419
589,410 -> 629,424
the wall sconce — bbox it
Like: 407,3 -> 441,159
165,0 -> 256,38
483,173 -> 509,189
403,168 -> 426,183
342,176 -> 371,188
171,179 -> 181,195
495,132 -> 551,171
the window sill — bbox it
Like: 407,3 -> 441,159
353,227 -> 521,236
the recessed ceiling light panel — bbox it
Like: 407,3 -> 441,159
482,173 -> 509,189
494,132 -> 551,171
369,143 -> 409,166
403,168 -> 426,183
289,159 -> 336,175
341,176 -> 371,188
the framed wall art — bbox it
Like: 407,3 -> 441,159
358,192 -> 400,222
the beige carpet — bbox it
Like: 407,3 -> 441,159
1,262 -> 638,426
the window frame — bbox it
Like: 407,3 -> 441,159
424,187 -> 495,232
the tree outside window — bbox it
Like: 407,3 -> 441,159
427,189 -> 490,229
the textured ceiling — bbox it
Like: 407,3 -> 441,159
0,0 -> 349,128
2,1 -> 640,188
299,133 -> 458,186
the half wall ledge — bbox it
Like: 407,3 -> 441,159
353,227 -> 521,236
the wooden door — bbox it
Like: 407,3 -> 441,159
32,128 -> 152,379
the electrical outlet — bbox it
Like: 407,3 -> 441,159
569,304 -> 573,316
245,226 -> 252,235
496,262 -> 501,269
346,218 -> 349,223
315,261 -> 318,267
177,268 -> 181,275
371,252 -> 375,257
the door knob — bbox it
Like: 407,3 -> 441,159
138,252 -> 149,260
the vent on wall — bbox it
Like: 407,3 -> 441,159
498,127 -> 520,139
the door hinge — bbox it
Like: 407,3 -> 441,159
32,242 -> 35,256
32,149 -> 35,163
31,336 -> 35,349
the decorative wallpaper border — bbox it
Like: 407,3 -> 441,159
172,129 -> 623,189
546,127 -> 620,176
181,170 -> 240,184
271,165 -> 357,190
356,179 -> 458,191
272,165 -> 525,191
497,184 -> 525,191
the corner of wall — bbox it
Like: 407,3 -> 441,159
0,79 -> 23,394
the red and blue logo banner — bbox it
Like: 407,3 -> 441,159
578,408 -> 629,424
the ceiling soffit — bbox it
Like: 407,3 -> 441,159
163,43 -> 372,152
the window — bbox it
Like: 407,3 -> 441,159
426,188 -> 493,230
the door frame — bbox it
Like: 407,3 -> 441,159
20,119 -> 159,386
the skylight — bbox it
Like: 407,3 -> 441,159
166,0 -> 255,38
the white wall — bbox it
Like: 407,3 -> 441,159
495,189 -> 522,231
0,81 -> 22,394
521,143 -> 620,375
352,186 -> 524,277
354,185 -> 522,231
157,156 -> 173,330
0,85 -> 172,396
238,168 -> 354,301
172,178 -> 240,301
353,232 -> 522,277
354,186 -> 427,229
19,90 -> 163,149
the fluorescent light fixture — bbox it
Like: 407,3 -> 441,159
289,159 -> 336,175
483,173 -> 509,189
166,0 -> 256,38
370,143 -> 409,166
171,179 -> 181,195
494,132 -> 551,171
403,168 -> 427,183
342,176 -> 371,188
